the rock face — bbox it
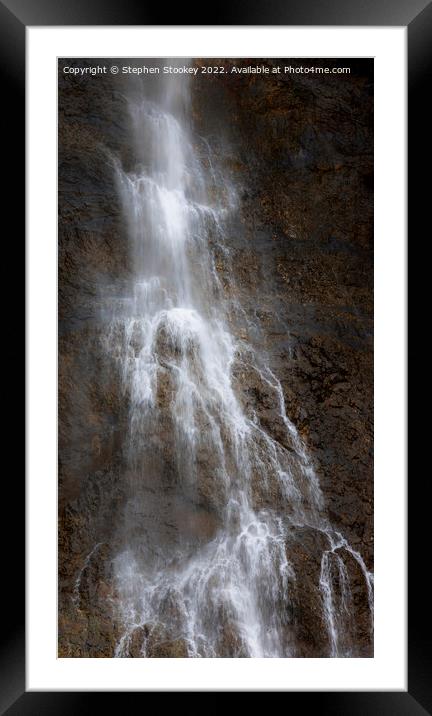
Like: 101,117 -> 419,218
58,58 -> 373,657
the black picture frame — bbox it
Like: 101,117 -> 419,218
4,0 -> 425,708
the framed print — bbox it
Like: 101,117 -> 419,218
3,0 -> 426,708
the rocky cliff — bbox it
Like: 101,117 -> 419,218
58,58 -> 373,657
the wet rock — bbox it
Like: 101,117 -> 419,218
59,58 -> 373,657
148,638 -> 189,658
284,526 -> 330,656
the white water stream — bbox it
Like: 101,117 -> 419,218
99,65 -> 373,658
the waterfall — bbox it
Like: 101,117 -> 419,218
72,542 -> 104,609
102,63 -> 373,658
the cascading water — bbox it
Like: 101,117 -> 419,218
101,62 -> 373,658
